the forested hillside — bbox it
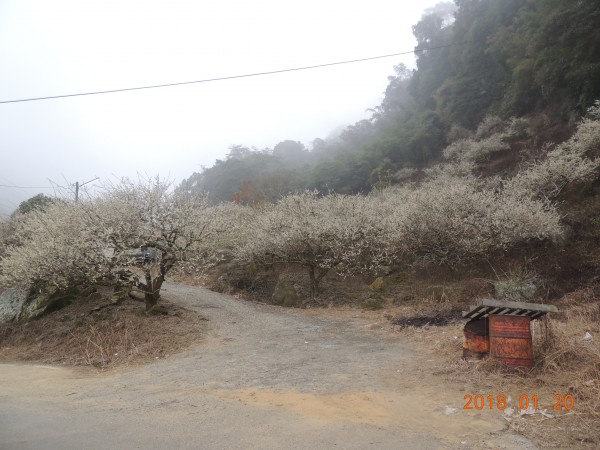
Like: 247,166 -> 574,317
178,0 -> 600,202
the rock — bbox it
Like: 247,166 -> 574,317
369,277 -> 387,292
18,286 -> 57,321
583,331 -> 593,341
0,287 -> 29,323
18,285 -> 78,321
128,290 -> 146,302
271,277 -> 301,307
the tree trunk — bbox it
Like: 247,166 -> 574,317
307,266 -> 329,300
144,289 -> 160,310
140,257 -> 173,311
143,271 -> 165,311
308,266 -> 317,300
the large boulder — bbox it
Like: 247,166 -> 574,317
18,285 -> 80,322
1,284 -> 93,323
0,287 -> 29,323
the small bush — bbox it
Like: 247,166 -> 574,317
494,269 -> 538,302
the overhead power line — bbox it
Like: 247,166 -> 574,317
0,43 -> 456,104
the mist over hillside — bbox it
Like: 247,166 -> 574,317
178,0 -> 600,203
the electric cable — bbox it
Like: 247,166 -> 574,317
0,43 -> 457,104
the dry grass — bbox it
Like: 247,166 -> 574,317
70,317 -> 142,367
534,304 -> 600,421
389,287 -> 600,449
0,290 -> 208,370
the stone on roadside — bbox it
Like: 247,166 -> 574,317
128,290 -> 146,302
0,287 -> 29,323
272,277 -> 301,307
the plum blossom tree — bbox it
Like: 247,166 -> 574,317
0,178 -> 228,310
370,171 -> 563,268
88,178 -> 225,309
0,201 -> 109,288
235,191 -> 388,298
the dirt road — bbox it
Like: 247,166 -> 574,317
0,283 -> 535,449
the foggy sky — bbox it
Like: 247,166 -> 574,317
0,0 -> 442,217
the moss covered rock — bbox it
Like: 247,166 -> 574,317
18,285 -> 80,321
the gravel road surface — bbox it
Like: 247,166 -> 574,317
0,283 -> 535,449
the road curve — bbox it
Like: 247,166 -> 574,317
0,283 -> 534,449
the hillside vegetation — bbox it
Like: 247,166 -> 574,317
178,0 -> 600,202
2,0 -> 600,319
2,2 -> 600,445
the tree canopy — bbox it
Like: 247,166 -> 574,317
178,0 -> 600,199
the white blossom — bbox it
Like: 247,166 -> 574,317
0,177 -> 230,309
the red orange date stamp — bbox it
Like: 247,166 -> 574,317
463,393 -> 575,411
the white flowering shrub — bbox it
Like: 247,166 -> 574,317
443,133 -> 511,164
0,214 -> 27,259
229,115 -> 592,284
424,160 -> 476,180
0,178 -> 230,309
372,178 -> 562,266
234,191 -> 388,298
232,160 -> 564,291
475,116 -> 529,140
0,202 -> 108,288
587,100 -> 600,120
443,116 -> 529,166
505,119 -> 600,200
566,118 -> 600,156
392,167 -> 418,183
363,116 -> 594,268
475,115 -> 506,139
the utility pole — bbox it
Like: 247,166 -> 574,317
75,177 -> 99,202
